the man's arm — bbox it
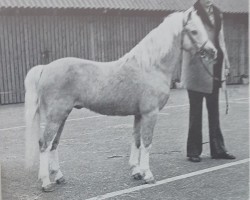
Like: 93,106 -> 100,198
219,14 -> 231,76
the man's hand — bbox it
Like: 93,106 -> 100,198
225,68 -> 230,77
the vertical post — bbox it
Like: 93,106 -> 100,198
90,22 -> 96,60
239,24 -> 245,76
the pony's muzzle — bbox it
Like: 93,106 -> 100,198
209,48 -> 217,60
200,48 -> 217,61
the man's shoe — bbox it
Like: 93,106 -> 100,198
188,156 -> 201,162
212,152 -> 236,159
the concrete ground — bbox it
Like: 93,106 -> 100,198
0,85 -> 249,200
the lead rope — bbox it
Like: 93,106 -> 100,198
224,74 -> 229,115
196,54 -> 229,114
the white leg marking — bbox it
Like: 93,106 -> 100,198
140,143 -> 150,172
39,151 -> 51,187
140,143 -> 154,183
49,149 -> 63,181
129,142 -> 140,168
129,142 -> 141,177
49,149 -> 59,172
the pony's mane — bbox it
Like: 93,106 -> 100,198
120,12 -> 184,69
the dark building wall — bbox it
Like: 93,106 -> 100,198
0,9 -> 164,104
0,9 -> 248,104
223,13 -> 248,84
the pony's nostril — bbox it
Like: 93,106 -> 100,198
199,49 -> 206,57
208,49 -> 216,59
212,50 -> 217,59
211,50 -> 214,57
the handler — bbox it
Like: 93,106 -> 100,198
181,0 -> 236,162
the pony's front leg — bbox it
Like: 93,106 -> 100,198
140,109 -> 158,184
129,115 -> 142,180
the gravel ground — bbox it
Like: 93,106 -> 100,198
0,85 -> 249,200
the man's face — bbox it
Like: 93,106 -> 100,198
199,0 -> 213,8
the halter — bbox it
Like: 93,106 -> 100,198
181,13 -> 221,83
181,13 -> 211,61
181,27 -> 208,56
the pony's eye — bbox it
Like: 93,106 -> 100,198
191,30 -> 198,35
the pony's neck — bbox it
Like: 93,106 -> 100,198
157,27 -> 183,76
119,12 -> 184,74
154,13 -> 184,68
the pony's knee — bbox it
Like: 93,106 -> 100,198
141,135 -> 153,148
133,131 -> 141,148
39,139 -> 48,152
135,138 -> 141,148
39,137 -> 56,152
50,139 -> 59,151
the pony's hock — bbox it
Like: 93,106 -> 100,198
24,8 -> 216,191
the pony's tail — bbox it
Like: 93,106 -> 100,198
24,65 -> 43,169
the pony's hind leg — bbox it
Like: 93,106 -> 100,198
140,109 -> 158,184
49,119 -> 66,185
38,121 -> 61,192
129,115 -> 142,180
39,110 -> 70,192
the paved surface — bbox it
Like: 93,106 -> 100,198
0,85 -> 249,200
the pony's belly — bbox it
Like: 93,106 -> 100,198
87,101 -> 140,116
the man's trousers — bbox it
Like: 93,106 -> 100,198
187,88 -> 227,157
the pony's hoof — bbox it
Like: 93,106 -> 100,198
42,183 -> 56,192
132,173 -> 143,180
56,177 -> 66,185
144,177 -> 156,184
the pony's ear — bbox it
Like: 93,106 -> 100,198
183,10 -> 192,26
187,11 -> 192,21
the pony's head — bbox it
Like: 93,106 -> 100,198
182,10 -> 217,61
